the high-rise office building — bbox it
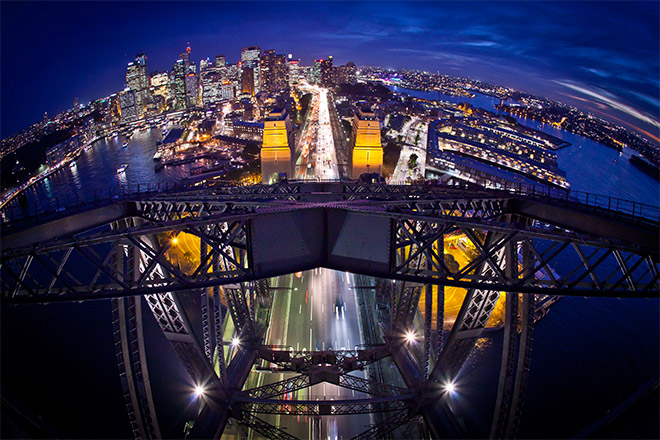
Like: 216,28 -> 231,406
288,59 -> 301,86
119,89 -> 138,122
126,53 -> 149,118
150,72 -> 170,101
200,58 -> 210,72
180,45 -> 191,70
260,50 -> 288,93
321,56 -> 335,87
220,81 -> 235,101
310,60 -> 322,85
261,108 -> 294,183
171,59 -> 187,110
201,67 -> 223,105
185,70 -> 199,108
336,62 -> 357,85
215,55 -> 227,79
241,67 -> 255,96
349,108 -> 382,177
241,46 -> 261,92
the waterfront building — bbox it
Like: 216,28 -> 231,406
261,108 -> 294,183
349,108 -> 382,177
45,134 -> 81,167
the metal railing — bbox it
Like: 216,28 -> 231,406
2,179 -> 657,233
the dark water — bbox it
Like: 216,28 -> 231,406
2,92 -> 659,438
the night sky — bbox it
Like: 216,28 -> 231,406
1,1 -> 658,142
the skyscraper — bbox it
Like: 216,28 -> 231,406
180,45 -> 191,70
171,59 -> 187,110
321,56 -> 335,87
150,72 -> 170,101
119,89 -> 138,122
336,62 -> 357,85
215,55 -> 227,79
126,53 -> 149,118
201,67 -> 223,105
310,60 -> 322,85
260,50 -> 289,93
241,67 -> 255,96
241,46 -> 261,92
288,59 -> 301,86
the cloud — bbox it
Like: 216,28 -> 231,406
554,80 -> 660,130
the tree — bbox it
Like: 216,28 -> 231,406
408,153 -> 418,170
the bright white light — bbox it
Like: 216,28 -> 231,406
405,331 -> 416,343
172,237 -> 179,245
231,337 -> 240,347
444,380 -> 456,395
194,385 -> 205,397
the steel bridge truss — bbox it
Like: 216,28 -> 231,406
2,183 -> 658,439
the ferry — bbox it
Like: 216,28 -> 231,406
122,142 -> 129,148
117,163 -> 129,174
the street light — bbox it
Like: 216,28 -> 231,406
172,236 -> 179,245
443,380 -> 457,397
194,385 -> 205,398
405,331 -> 416,343
231,337 -> 240,347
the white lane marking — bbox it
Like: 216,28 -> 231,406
322,303 -> 324,314
299,304 -> 302,314
309,328 -> 312,350
297,342 -> 299,351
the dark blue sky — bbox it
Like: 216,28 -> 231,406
2,1 -> 658,142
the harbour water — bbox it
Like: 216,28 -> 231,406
2,89 -> 658,438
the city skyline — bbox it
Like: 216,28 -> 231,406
1,1 -> 658,141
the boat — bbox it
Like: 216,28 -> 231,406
122,142 -> 129,148
69,162 -> 77,169
117,164 -> 128,174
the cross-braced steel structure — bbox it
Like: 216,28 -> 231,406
2,181 -> 658,439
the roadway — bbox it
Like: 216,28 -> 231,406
248,269 -> 372,440
247,87 -> 372,438
294,84 -> 340,180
